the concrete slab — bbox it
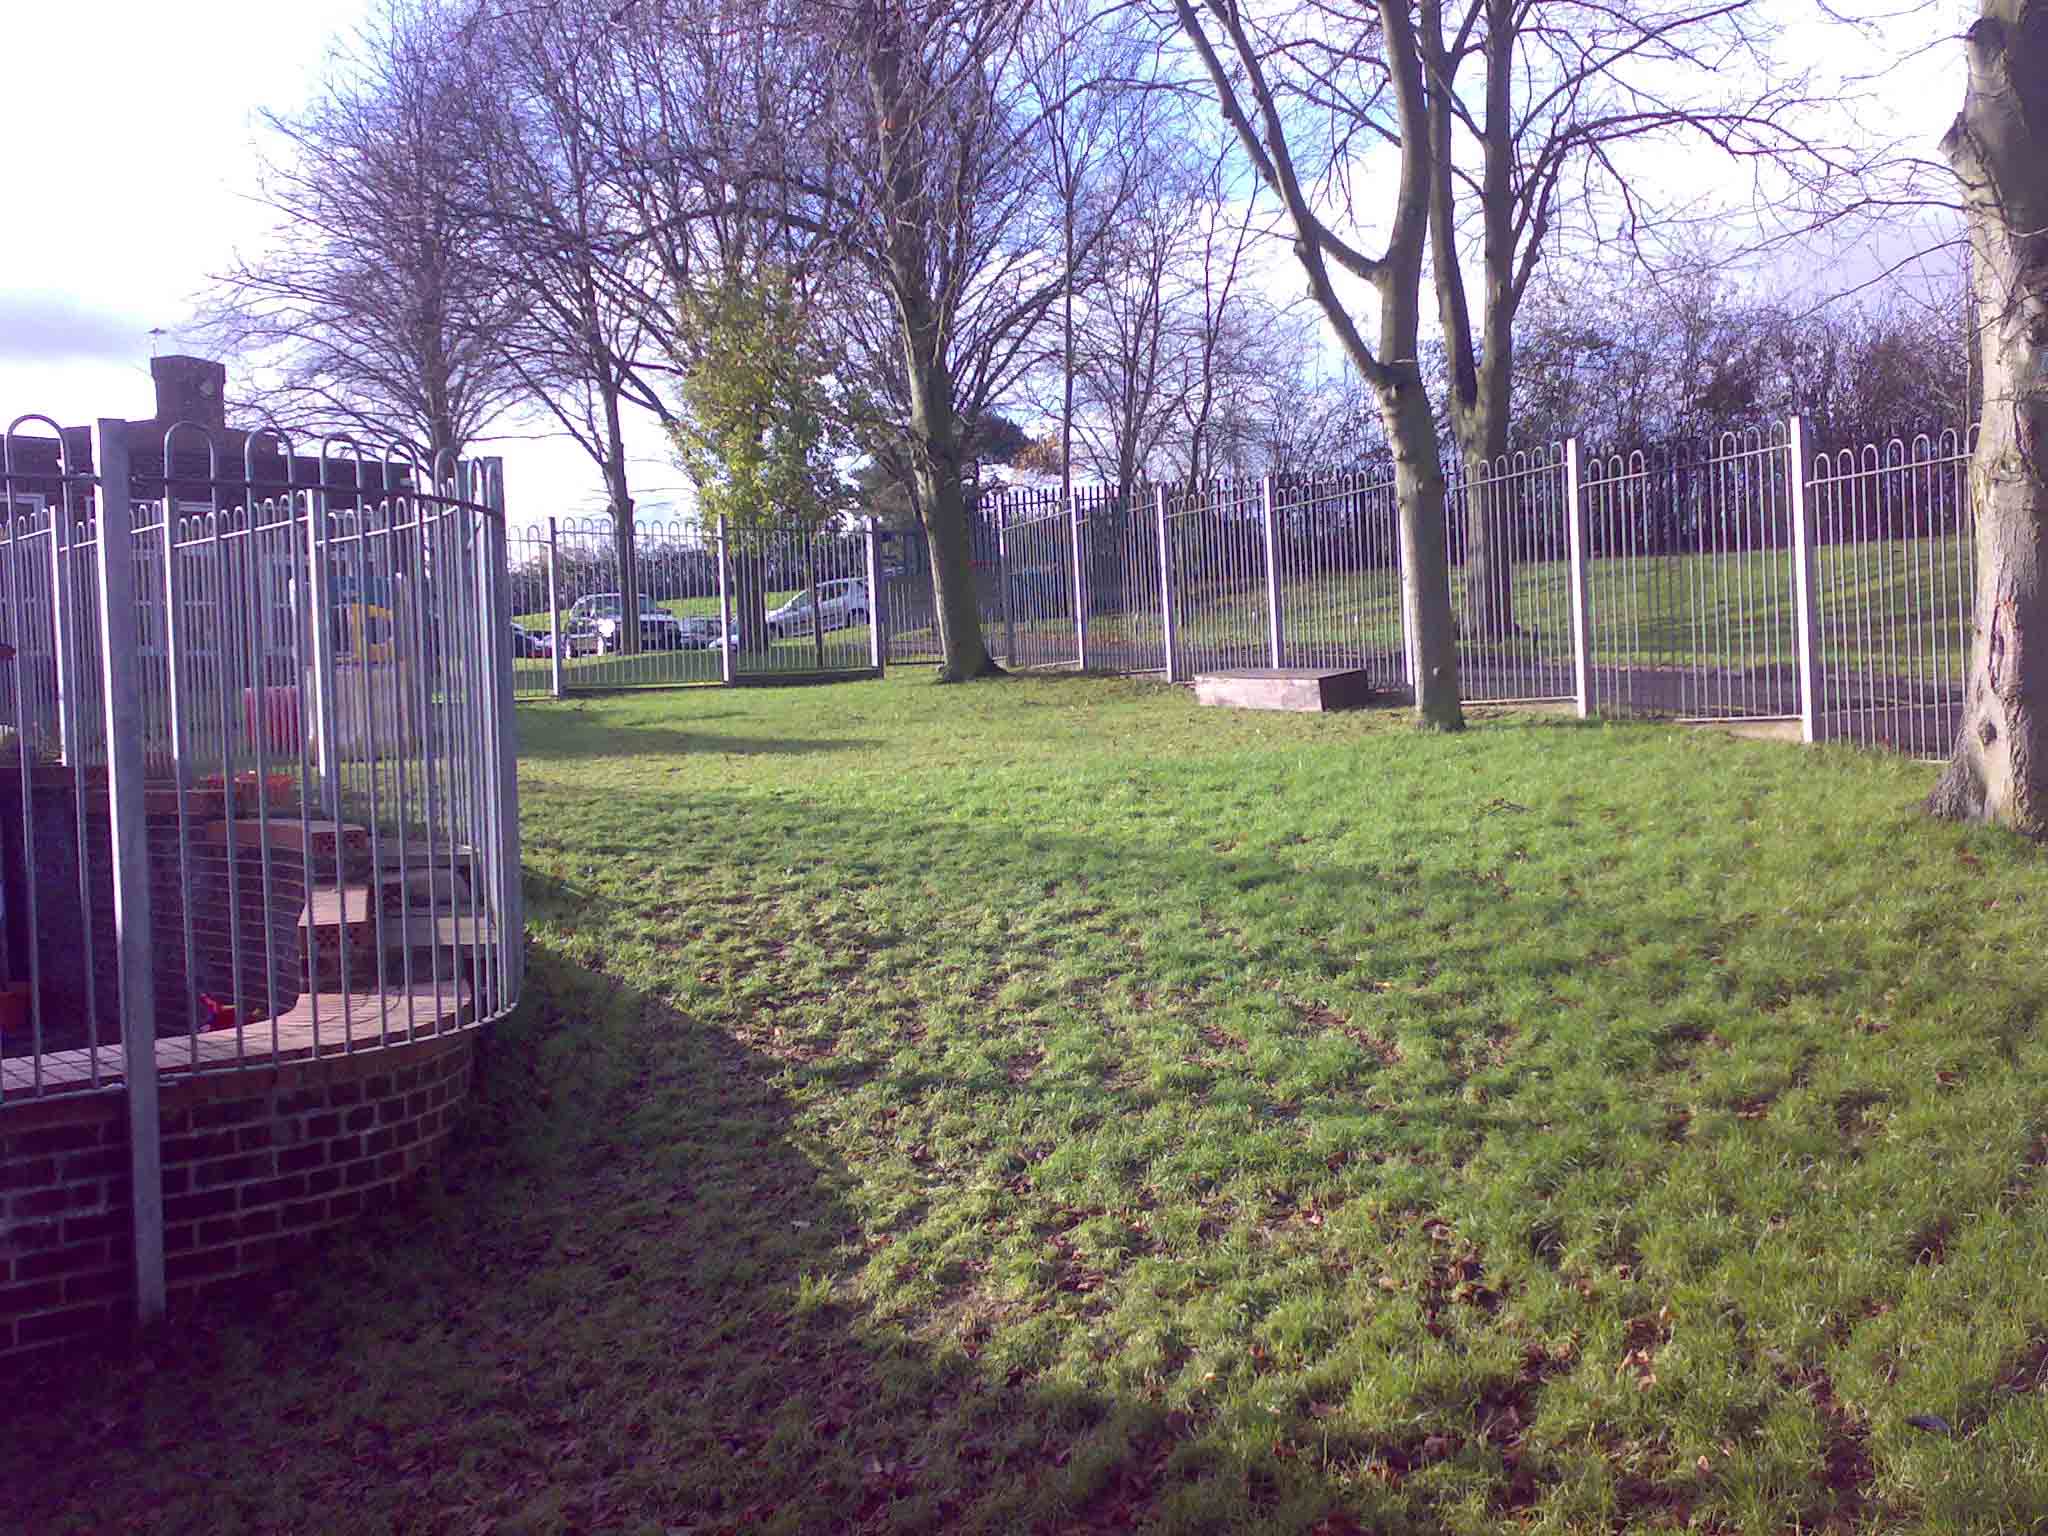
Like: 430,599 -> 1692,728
1193,667 -> 1379,712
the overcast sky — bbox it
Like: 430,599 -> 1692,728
0,0 -> 1973,533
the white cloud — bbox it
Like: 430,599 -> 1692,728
0,294 -> 162,365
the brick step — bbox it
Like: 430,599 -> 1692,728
298,882 -> 485,988
377,915 -> 494,983
299,885 -> 380,988
368,839 -> 476,876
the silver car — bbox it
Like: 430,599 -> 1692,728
765,578 -> 870,640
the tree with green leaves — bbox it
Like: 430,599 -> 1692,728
670,267 -> 855,651
671,269 -> 852,531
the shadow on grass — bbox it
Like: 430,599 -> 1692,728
0,936 -> 1279,1536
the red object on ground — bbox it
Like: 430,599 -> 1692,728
242,686 -> 302,752
199,994 -> 237,1032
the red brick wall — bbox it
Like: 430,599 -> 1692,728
0,1031 -> 475,1358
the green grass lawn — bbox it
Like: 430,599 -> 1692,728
15,676 -> 2048,1533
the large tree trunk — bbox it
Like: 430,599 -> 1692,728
733,549 -> 771,659
601,378 -> 640,656
906,350 -> 997,682
866,2 -> 998,684
1452,400 -> 1515,643
1385,370 -> 1464,728
1928,2 -> 2048,831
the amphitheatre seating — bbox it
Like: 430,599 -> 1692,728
1,796 -> 492,1091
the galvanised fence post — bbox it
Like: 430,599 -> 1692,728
998,510 -> 1015,666
865,518 -> 884,674
1788,416 -> 1821,745
716,515 -> 736,686
47,489 -> 75,766
1566,439 -> 1593,718
482,460 -> 524,1002
1156,484 -> 1177,684
92,419 -> 166,1328
1262,475 -> 1283,668
546,516 -> 564,699
308,452 -> 342,819
1069,493 -> 1089,672
808,532 -> 826,672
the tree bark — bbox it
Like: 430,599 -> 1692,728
1424,0 -> 1519,642
1386,371 -> 1465,727
733,546 -> 771,658
1928,1 -> 2048,832
1171,0 -> 1462,728
599,372 -> 640,656
905,332 -> 998,681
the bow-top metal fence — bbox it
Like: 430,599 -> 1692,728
1446,448 -> 1578,703
1267,467 -> 1406,681
1805,430 -> 1974,757
1578,427 -> 1804,722
978,418 -> 1981,759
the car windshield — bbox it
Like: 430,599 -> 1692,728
788,582 -> 855,607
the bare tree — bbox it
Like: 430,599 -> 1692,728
755,0 -> 1102,681
1017,0 -> 1155,502
1065,179 -> 1196,489
202,0 -> 525,459
1171,0 -> 1465,727
1927,0 -> 2048,832
1412,0 -> 1846,638
1508,250 -> 1972,451
1167,164 -> 1292,483
460,0 -> 693,650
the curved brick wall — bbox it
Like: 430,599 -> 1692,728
0,1030 -> 475,1358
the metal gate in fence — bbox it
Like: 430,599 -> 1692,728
508,515 -> 883,696
1579,428 -> 1803,722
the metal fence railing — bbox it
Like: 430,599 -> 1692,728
489,415 -> 1978,761
1807,430 -> 1974,759
967,417 -> 1981,761
1270,469 -> 1406,681
2,413 -> 523,1320
1448,447 -> 1577,704
997,491 -> 1082,671
1579,428 -> 1803,721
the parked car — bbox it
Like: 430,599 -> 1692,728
510,624 -> 550,659
565,593 -> 687,655
765,578 -> 869,640
676,615 -> 737,651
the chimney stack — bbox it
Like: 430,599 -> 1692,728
149,355 -> 227,430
